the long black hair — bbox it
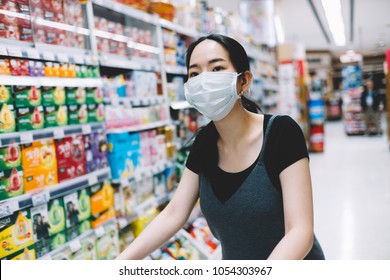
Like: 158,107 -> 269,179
185,34 -> 262,114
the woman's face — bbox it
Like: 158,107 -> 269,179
188,39 -> 237,79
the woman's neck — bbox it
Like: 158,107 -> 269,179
214,102 -> 261,147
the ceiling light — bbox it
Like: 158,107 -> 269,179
321,0 -> 346,46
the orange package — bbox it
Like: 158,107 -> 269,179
21,140 -> 58,193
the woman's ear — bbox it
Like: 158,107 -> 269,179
241,71 -> 252,92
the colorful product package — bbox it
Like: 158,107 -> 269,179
0,59 -> 10,75
95,219 -> 120,260
65,87 -> 86,105
87,103 -> 105,123
66,219 -> 91,241
0,85 -> 12,105
21,140 -> 58,193
153,172 -> 167,197
0,142 -> 21,171
91,207 -> 115,229
55,135 -> 86,182
122,181 -> 137,217
51,230 -> 67,250
47,197 -> 66,236
30,203 -> 52,258
119,224 -> 135,252
1,244 -> 36,260
0,167 -> 24,201
16,106 -> 45,131
44,105 -> 68,127
90,180 -> 114,217
68,104 -> 88,125
0,103 -> 16,133
0,210 -> 34,259
13,86 -> 41,107
63,188 -> 92,229
86,87 -> 104,104
41,86 -> 66,106
85,131 -> 108,173
136,177 -> 154,205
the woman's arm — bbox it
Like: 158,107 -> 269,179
267,158 -> 314,260
116,167 -> 199,260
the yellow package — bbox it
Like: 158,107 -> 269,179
22,140 -> 58,193
1,245 -> 36,260
0,210 -> 34,259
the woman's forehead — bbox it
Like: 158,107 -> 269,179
190,39 -> 230,64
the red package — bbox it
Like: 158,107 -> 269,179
19,59 -> 30,76
0,1 -> 18,26
55,135 -> 86,182
9,59 -> 21,76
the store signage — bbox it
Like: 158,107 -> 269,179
340,50 -> 362,63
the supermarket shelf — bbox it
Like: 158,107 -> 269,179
112,160 -> 174,185
0,168 -> 111,219
104,95 -> 167,107
159,18 -> 199,38
99,53 -> 161,71
107,120 -> 172,133
0,39 -> 95,65
170,101 -> 192,110
92,0 -> 158,25
0,76 -> 103,87
165,64 -> 187,75
0,122 -> 105,147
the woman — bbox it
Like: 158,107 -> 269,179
117,34 -> 325,260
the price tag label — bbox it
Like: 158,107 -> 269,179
118,218 -> 128,229
32,191 -> 50,207
69,239 -> 81,253
53,128 -> 65,139
84,56 -> 92,65
88,175 -> 98,186
82,124 -> 91,135
95,226 -> 105,238
27,49 -> 40,60
0,45 -> 8,56
42,51 -> 55,61
0,200 -> 16,218
20,132 -> 33,144
7,47 -> 23,57
73,55 -> 84,65
57,53 -> 69,63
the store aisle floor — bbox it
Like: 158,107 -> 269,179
310,119 -> 390,260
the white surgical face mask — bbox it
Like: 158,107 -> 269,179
184,72 -> 242,121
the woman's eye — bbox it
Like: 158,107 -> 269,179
189,72 -> 198,78
213,66 -> 223,72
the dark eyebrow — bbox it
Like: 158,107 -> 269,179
189,58 -> 226,69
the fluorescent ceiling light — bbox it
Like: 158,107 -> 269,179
321,0 -> 346,46
274,15 -> 285,44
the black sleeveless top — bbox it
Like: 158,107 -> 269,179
198,115 -> 325,260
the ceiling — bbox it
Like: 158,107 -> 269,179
206,0 -> 390,58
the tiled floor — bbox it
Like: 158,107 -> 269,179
309,117 -> 390,259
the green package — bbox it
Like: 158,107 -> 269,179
87,104 -> 105,123
68,104 -> 88,125
13,86 -> 42,107
0,167 -> 24,201
16,106 -> 45,131
42,86 -> 66,106
0,144 -> 21,170
51,231 -> 67,250
48,197 -> 66,236
66,87 -> 86,105
44,105 -> 68,127
86,87 -> 103,104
